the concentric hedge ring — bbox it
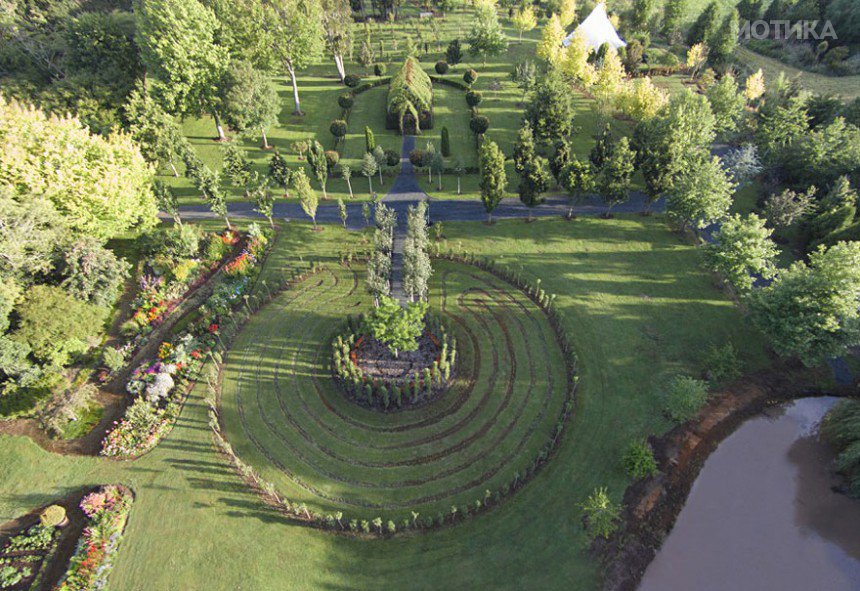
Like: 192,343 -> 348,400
219,259 -> 572,524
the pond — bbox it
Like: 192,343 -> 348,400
639,397 -> 860,591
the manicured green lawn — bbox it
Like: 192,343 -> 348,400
220,258 -> 568,521
0,216 -> 771,590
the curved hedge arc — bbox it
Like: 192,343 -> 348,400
217,257 -> 578,534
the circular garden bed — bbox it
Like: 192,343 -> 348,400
217,258 -> 577,533
332,316 -> 456,411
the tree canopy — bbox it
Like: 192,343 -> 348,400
0,95 -> 157,240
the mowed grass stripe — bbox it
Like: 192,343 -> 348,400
220,260 -> 571,518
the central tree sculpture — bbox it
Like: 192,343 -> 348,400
386,57 -> 433,135
333,201 -> 455,411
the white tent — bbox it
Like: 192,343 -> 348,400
562,3 -> 626,52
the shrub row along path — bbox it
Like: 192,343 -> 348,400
176,131 -> 662,227
218,258 -> 569,521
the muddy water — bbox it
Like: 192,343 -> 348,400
639,397 -> 860,591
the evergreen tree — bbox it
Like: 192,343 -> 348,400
687,1 -> 721,46
308,140 -> 329,199
550,139 -> 572,185
590,123 -> 615,169
269,149 -> 292,196
596,137 -> 636,216
293,167 -> 319,228
479,139 -> 507,223
666,156 -> 734,230
710,9 -> 739,65
441,127 -> 451,157
365,126 -> 376,153
632,0 -> 658,33
537,13 -> 566,65
525,70 -> 575,140
705,213 -> 778,291
559,157 -> 595,218
662,0 -> 687,44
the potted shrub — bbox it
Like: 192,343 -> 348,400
40,505 -> 68,528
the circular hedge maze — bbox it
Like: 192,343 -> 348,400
219,258 -> 573,528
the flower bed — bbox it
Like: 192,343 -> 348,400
101,225 -> 272,459
331,314 -> 456,411
55,485 -> 133,591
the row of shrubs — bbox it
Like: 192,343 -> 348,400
207,253 -> 580,536
100,225 -> 273,459
331,313 -> 456,411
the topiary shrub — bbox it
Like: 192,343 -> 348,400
374,63 -> 387,76
664,375 -> 709,423
40,505 -> 67,527
324,150 -> 340,169
465,90 -> 483,108
440,127 -> 451,157
446,39 -> 463,65
344,74 -> 362,87
384,149 -> 400,167
621,440 -> 659,479
469,114 -> 490,136
435,60 -> 449,74
387,57 -> 433,134
409,149 -> 426,167
463,68 -> 478,86
337,94 -> 354,110
329,119 -> 348,139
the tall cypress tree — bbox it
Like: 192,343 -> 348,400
687,2 -> 721,46
479,139 -> 507,223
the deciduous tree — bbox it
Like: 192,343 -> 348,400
749,241 -> 860,365
705,214 -> 778,291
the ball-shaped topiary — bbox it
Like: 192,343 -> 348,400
435,60 -> 449,74
384,149 -> 400,167
40,505 -> 66,527
469,114 -> 490,135
409,149 -> 426,167
337,94 -> 354,110
330,119 -> 348,138
463,68 -> 478,86
465,90 -> 483,108
374,63 -> 387,76
344,74 -> 362,87
324,150 -> 340,168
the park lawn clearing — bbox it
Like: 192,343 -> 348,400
0,215 -> 770,590
735,47 -> 860,100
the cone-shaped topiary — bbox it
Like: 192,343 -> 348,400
387,57 -> 434,134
